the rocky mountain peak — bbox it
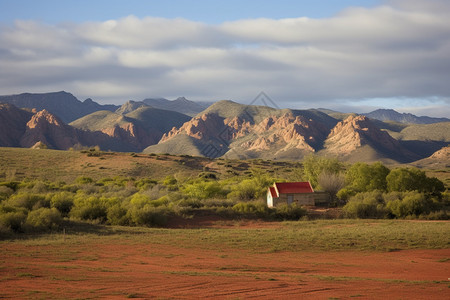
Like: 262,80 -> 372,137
325,115 -> 405,156
26,109 -> 63,129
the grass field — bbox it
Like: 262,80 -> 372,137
1,219 -> 449,299
0,146 -> 449,298
0,147 -> 304,183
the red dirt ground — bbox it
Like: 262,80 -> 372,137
1,225 -> 449,299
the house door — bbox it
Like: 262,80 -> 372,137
287,194 -> 293,205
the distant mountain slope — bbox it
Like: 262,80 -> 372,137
71,106 -> 191,151
142,97 -> 211,116
0,104 -> 129,151
321,115 -> 419,163
364,109 -> 449,124
145,101 -> 441,163
0,91 -> 119,123
395,122 -> 450,141
0,103 -> 33,147
115,100 -> 149,115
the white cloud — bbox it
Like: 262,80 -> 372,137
0,1 -> 449,117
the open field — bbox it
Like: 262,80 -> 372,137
1,147 -> 448,186
1,220 -> 449,299
0,147 -> 302,183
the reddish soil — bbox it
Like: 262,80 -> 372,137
1,229 -> 449,299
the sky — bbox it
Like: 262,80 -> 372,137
0,0 -> 449,117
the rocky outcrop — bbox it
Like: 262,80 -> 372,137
20,109 -> 82,149
429,146 -> 449,159
161,113 -> 229,142
101,122 -> 158,150
324,115 -> 408,156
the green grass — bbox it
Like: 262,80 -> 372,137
3,219 -> 449,252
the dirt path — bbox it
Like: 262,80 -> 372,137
1,237 -> 449,299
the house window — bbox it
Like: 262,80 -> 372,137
287,194 -> 294,205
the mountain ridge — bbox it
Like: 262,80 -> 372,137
363,108 -> 449,124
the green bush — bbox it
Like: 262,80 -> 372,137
50,192 -> 74,216
273,204 -> 306,220
70,195 -> 116,222
182,181 -> 225,199
232,201 -> 269,216
176,198 -> 203,208
76,176 -> 94,185
6,192 -> 49,210
343,191 -> 387,218
25,207 -> 61,231
0,211 -> 27,232
386,191 -> 432,218
0,186 -> 13,201
127,205 -> 169,227
107,204 -> 129,225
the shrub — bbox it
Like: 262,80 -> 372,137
273,204 -> 306,220
163,175 -> 177,186
0,211 -> 27,232
129,193 -> 152,208
6,192 -> 49,210
107,204 -> 129,225
386,191 -> 431,218
182,181 -> 225,199
135,178 -> 158,190
70,195 -> 111,222
127,205 -> 169,227
25,208 -> 61,231
76,176 -> 94,185
232,201 -> 269,216
343,191 -> 387,218
336,188 -> 356,202
0,186 -> 13,201
176,198 -> 203,208
50,192 -> 74,216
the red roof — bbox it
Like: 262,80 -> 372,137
274,182 -> 314,194
268,186 -> 278,197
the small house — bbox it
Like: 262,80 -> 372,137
267,182 -> 315,207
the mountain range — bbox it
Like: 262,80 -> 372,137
0,92 -> 448,164
363,109 -> 449,124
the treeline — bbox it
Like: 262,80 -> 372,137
0,156 -> 448,234
301,156 -> 448,219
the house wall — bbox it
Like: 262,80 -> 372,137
273,193 -> 315,206
269,192 -> 331,207
313,192 -> 330,206
267,193 -> 274,208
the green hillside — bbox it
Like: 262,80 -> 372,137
69,110 -> 130,131
396,122 -> 450,141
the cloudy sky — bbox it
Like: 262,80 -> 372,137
0,0 -> 449,117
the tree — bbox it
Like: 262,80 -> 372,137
386,168 -> 445,195
345,162 -> 390,193
317,171 -> 345,204
302,155 -> 344,188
